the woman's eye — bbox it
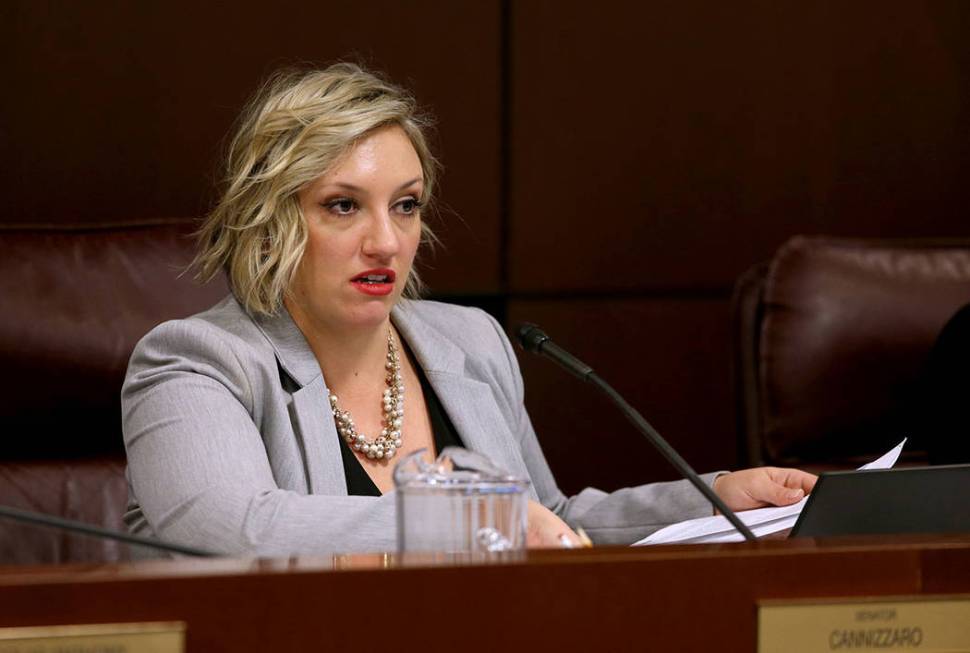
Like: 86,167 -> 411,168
325,198 -> 356,215
396,198 -> 422,215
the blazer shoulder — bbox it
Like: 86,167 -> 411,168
399,299 -> 507,351
135,295 -> 270,357
396,299 -> 522,400
125,295 -> 277,402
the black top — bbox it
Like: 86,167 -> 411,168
336,351 -> 464,496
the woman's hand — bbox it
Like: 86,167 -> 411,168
712,467 -> 818,513
526,500 -> 581,548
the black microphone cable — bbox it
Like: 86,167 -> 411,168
516,322 -> 757,542
0,504 -> 218,557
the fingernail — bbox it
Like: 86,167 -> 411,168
788,489 -> 803,500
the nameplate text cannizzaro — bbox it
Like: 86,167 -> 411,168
0,621 -> 184,653
759,596 -> 970,652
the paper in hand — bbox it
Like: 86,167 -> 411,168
632,439 -> 907,546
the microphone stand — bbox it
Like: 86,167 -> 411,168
0,504 -> 218,557
518,325 -> 757,542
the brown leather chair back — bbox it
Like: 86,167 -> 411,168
733,236 -> 970,468
0,221 -> 226,564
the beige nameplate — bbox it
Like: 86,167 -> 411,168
0,621 -> 184,653
759,596 -> 970,652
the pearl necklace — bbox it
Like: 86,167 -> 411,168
328,329 -> 404,461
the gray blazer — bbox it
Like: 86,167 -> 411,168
122,296 -> 718,556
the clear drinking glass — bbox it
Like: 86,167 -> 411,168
394,447 -> 529,561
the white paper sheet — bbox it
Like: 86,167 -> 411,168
633,438 -> 907,546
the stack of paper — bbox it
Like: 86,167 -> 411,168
633,439 -> 907,546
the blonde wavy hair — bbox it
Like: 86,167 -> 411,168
193,63 -> 439,315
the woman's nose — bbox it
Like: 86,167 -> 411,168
361,211 -> 399,259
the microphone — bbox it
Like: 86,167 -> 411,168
518,323 -> 593,381
516,323 -> 757,542
0,504 -> 218,558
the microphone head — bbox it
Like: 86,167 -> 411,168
516,323 -> 550,353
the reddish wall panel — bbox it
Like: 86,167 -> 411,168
510,1 -> 970,293
1,0 -> 501,293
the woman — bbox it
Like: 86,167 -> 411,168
122,63 -> 815,556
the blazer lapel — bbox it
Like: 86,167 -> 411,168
393,303 -> 533,490
253,309 -> 347,496
290,377 -> 347,495
425,370 -> 533,488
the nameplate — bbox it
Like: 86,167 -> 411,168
0,621 -> 184,652
759,597 -> 970,652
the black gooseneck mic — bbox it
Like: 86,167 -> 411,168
0,504 -> 218,557
516,323 -> 757,542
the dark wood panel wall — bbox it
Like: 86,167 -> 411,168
4,1 -> 970,494
1,0 -> 503,293
511,1 -> 970,492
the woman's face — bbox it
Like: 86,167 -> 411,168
287,125 -> 424,333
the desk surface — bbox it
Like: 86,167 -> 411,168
1,535 -> 968,652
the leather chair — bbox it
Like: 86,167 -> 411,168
0,220 -> 226,564
732,236 -> 970,470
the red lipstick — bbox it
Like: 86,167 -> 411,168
350,268 -> 396,296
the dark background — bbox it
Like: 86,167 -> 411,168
4,1 -> 970,494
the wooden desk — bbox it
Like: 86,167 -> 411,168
1,535 -> 968,652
